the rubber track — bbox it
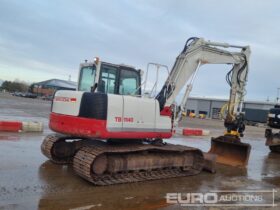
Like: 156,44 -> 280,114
41,134 -> 72,164
73,141 -> 204,185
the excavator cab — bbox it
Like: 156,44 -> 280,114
78,59 -> 141,96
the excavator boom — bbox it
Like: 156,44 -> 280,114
156,37 -> 251,167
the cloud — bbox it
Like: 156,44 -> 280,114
0,0 -> 279,100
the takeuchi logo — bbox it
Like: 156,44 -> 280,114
54,96 -> 77,102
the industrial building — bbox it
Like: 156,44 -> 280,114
186,97 -> 275,123
30,79 -> 77,96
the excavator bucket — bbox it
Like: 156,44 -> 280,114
208,135 -> 251,167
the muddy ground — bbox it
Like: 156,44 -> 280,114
0,92 -> 279,210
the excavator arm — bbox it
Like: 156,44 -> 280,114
156,37 -> 251,167
156,37 -> 250,133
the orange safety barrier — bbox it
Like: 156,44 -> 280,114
183,128 -> 203,136
0,121 -> 22,132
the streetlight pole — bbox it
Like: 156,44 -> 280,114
277,88 -> 280,104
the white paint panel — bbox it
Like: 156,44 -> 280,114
107,94 -> 123,131
137,97 -> 156,130
106,95 -> 170,132
52,90 -> 83,116
123,96 -> 156,131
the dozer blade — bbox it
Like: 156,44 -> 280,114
208,135 -> 251,167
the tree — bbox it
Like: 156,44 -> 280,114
1,80 -> 29,92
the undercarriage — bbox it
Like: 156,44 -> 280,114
41,134 -> 209,185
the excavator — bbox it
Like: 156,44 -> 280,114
41,37 -> 251,185
265,105 -> 280,152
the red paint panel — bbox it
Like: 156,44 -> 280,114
183,128 -> 203,136
160,106 -> 172,117
0,121 -> 22,132
49,113 -> 172,139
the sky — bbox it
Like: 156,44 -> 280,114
0,0 -> 279,101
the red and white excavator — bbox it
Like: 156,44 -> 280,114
41,37 -> 251,185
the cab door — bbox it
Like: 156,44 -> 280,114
119,68 -> 140,96
97,64 -> 118,94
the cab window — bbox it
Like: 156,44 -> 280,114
78,66 -> 96,91
98,65 -> 117,94
119,69 -> 140,95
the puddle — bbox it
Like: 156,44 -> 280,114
0,135 -> 20,141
